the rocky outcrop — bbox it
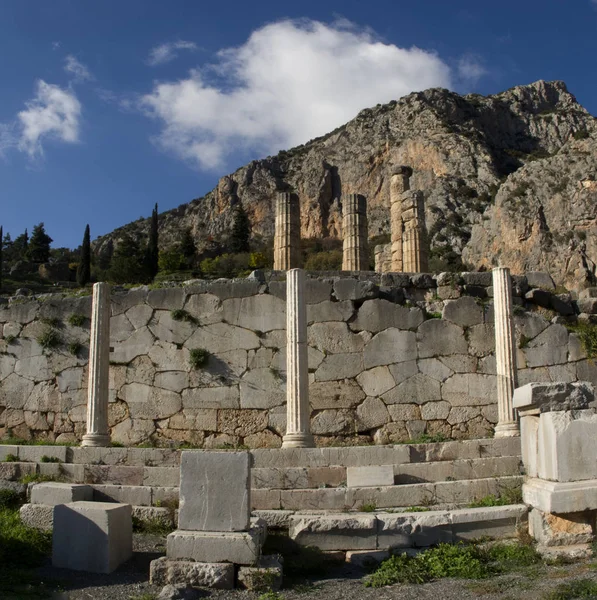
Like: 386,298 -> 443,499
93,80 -> 596,287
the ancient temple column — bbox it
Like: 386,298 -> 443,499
389,166 -> 411,272
342,193 -> 369,271
274,192 -> 301,270
402,190 -> 429,273
82,282 -> 111,447
493,267 -> 520,438
282,268 -> 314,448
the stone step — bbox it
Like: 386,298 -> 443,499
0,437 -> 521,469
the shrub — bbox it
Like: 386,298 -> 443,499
189,348 -> 209,369
170,309 -> 198,324
67,341 -> 82,356
40,455 -> 61,463
67,313 -> 86,327
3,454 -> 18,463
573,129 -> 590,140
36,327 -> 62,350
0,489 -> 22,509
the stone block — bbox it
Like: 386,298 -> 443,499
525,288 -> 552,308
238,555 -> 283,591
92,484 -> 152,506
345,550 -> 389,567
352,299 -> 423,332
31,482 -> 93,506
288,514 -> 377,550
529,508 -> 594,546
178,451 -> 250,532
333,279 -> 379,302
20,503 -> 54,530
280,488 -> 347,511
17,445 -> 68,463
347,466 -> 394,488
149,556 -> 234,589
251,510 -> 295,529
442,297 -> 484,327
166,527 -> 263,565
377,511 -> 452,549
417,320 -> 468,358
513,381 -> 594,413
451,505 -> 527,541
52,502 -> 132,573
462,272 -> 493,287
526,272 -> 555,290
523,478 -> 597,513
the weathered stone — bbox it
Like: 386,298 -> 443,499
149,311 -> 196,345
333,279 -> 379,302
462,272 -> 493,287
355,397 -> 390,431
31,482 -> 93,506
442,296 -> 484,327
289,514 -> 377,550
314,353 -> 364,382
184,323 -> 260,353
417,320 -> 468,358
529,508 -> 594,547
121,383 -> 182,419
513,381 -> 594,413
420,401 -> 451,420
155,371 -> 189,393
149,556 -> 234,589
304,279 -> 333,304
387,360 -> 419,385
52,502 -> 132,574
240,368 -> 285,409
382,374 -> 441,405
442,373 -> 497,406
377,511 -> 452,549
308,322 -> 368,355
310,380 -> 365,410
311,410 -> 355,435
347,465 -> 393,487
523,478 -> 597,514
306,300 -> 354,324
178,451 -> 250,532
222,294 -> 286,332
468,324 -> 495,357
356,366 -> 396,397
111,326 -> 156,364
451,505 -> 527,541
147,288 -> 185,310
364,329 -> 416,369
352,299 -> 424,332
218,410 -> 268,437
124,304 -> 153,329
20,503 -> 54,530
526,272 -> 556,290
238,555 -> 283,591
417,358 -> 453,382
525,288 -> 552,308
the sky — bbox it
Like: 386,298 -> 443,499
1,0 -> 596,250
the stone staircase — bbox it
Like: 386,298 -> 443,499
1,438 -> 523,526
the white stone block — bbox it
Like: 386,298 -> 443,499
523,478 -> 597,514
52,502 -> 132,573
31,482 -> 93,506
513,381 -> 594,412
520,415 -> 539,478
166,527 -> 262,565
288,514 -> 377,550
149,556 -> 234,589
451,505 -> 527,541
178,450 -> 250,532
347,465 -> 394,488
377,511 -> 453,549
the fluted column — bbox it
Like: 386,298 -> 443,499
82,282 -> 111,447
342,194 -> 369,271
402,190 -> 429,273
493,267 -> 520,438
390,166 -> 411,271
274,192 -> 301,270
282,269 -> 313,448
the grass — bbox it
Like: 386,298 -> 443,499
67,313 -> 86,327
3,453 -> 18,462
4,334 -> 16,344
39,317 -> 62,328
40,455 -> 61,463
566,322 -> 597,359
36,327 -> 62,350
0,437 -> 76,446
364,541 -> 541,587
170,308 -> 198,324
403,506 -> 431,513
402,433 -> 449,444
189,347 -> 209,369
132,516 -> 175,536
544,578 -> 597,599
19,473 -> 61,485
258,593 -> 285,600
468,484 -> 523,508
359,503 -> 377,513
67,341 -> 82,356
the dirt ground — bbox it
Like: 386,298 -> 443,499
29,533 -> 597,600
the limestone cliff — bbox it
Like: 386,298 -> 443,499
94,80 -> 597,288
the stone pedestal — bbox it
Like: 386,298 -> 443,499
274,192 -> 301,270
82,282 -> 111,447
342,194 -> 369,271
493,267 -> 519,438
282,268 -> 314,448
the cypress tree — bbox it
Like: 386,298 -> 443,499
180,228 -> 197,261
13,229 -> 28,261
109,234 -> 144,284
76,224 -> 91,286
145,203 -> 159,280
230,205 -> 250,253
27,223 -> 52,263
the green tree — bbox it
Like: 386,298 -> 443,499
12,229 -> 28,262
27,223 -> 52,263
158,247 -> 185,272
180,228 -> 197,263
76,224 -> 91,286
230,205 -> 250,253
144,203 -> 159,280
109,234 -> 145,284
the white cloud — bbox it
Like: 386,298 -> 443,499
0,123 -> 16,157
141,19 -> 453,170
457,54 -> 487,85
17,80 -> 81,157
64,55 -> 93,82
147,40 -> 198,66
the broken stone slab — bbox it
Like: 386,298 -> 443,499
523,478 -> 597,514
149,557 -> 234,589
30,482 -> 93,506
529,508 -> 594,547
346,465 -> 394,488
251,510 -> 295,529
377,511 -> 453,549
178,451 -> 251,532
526,272 -> 556,290
513,381 -> 594,413
52,502 -> 133,574
237,554 -> 283,591
166,527 -> 263,565
288,513 -> 377,550
525,289 -> 552,308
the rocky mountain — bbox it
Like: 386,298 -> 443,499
94,80 -> 597,288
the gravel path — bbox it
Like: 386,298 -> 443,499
32,534 -> 597,600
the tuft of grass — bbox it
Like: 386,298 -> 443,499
19,473 -> 60,485
36,327 -> 62,350
425,310 -> 443,319
39,317 -> 62,328
567,322 -> 597,359
4,334 -> 16,344
404,506 -> 431,513
39,455 -> 61,463
258,592 -> 285,600
132,516 -> 174,536
170,309 -> 198,325
359,503 -> 377,513
189,347 -> 209,369
403,433 -> 449,444
0,489 -> 22,510
519,334 -> 532,349
67,313 -> 86,327
67,341 -> 82,356
543,578 -> 597,599
3,453 -> 18,463
469,484 -> 523,508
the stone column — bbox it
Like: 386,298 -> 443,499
274,192 -> 301,270
342,193 -> 369,271
82,282 -> 111,447
282,268 -> 314,448
493,267 -> 520,438
402,190 -> 429,273
389,167 -> 411,272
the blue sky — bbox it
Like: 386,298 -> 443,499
1,0 -> 596,250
